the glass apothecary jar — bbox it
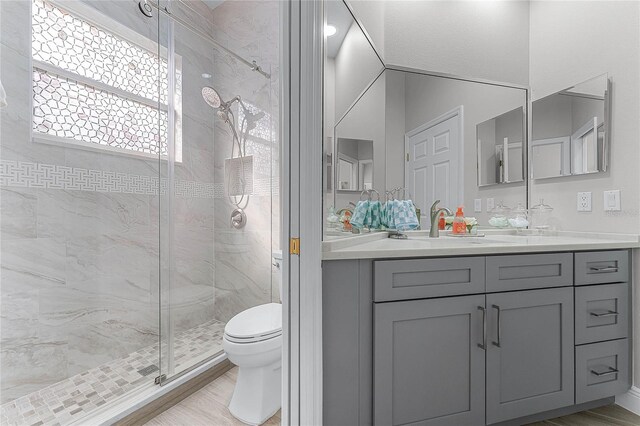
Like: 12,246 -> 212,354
508,203 -> 529,231
488,201 -> 511,228
530,198 -> 554,231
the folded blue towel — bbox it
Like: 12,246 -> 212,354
393,200 -> 420,231
369,200 -> 383,229
350,200 -> 369,229
383,200 -> 395,229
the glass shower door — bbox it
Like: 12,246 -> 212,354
156,1 -> 279,384
157,5 -> 221,382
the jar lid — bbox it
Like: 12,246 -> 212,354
530,198 -> 553,213
490,201 -> 511,215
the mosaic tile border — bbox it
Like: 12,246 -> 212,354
0,319 -> 226,426
0,160 -> 278,198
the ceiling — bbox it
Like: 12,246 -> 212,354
326,1 -> 354,59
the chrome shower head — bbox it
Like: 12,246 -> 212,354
202,86 -> 223,109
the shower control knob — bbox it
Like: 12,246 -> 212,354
231,208 -> 247,229
138,1 -> 153,17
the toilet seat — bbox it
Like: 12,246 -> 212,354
224,303 -> 282,344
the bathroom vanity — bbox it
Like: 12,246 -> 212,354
322,233 -> 638,426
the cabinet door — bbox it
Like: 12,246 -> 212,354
486,288 -> 574,424
374,295 -> 486,426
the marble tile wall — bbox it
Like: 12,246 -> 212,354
0,0 -> 223,403
209,0 -> 281,322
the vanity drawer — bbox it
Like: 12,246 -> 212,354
373,257 -> 485,301
575,283 -> 629,345
575,339 -> 630,404
575,250 -> 629,285
485,253 -> 573,292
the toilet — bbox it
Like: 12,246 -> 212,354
223,251 -> 283,425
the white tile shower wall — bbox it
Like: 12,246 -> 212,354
210,0 -> 280,322
0,0 -> 223,403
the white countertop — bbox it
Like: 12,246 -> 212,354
322,229 -> 640,260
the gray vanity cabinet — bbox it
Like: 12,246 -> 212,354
323,250 -> 631,426
485,287 -> 575,424
374,295 -> 486,426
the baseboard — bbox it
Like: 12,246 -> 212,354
615,386 -> 640,415
114,359 -> 233,426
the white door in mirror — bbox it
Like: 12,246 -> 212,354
405,108 -> 462,213
604,190 -> 621,211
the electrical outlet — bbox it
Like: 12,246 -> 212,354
474,199 -> 482,213
577,192 -> 592,212
604,190 -> 621,211
486,198 -> 495,212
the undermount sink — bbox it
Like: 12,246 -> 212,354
406,234 -> 517,245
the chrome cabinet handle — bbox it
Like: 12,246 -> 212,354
477,306 -> 486,350
589,266 -> 618,273
589,310 -> 619,318
492,304 -> 501,348
590,366 -> 619,377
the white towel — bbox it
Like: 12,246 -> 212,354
0,79 -> 6,108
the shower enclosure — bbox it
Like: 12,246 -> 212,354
0,0 -> 280,424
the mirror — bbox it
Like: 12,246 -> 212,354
329,68 -> 528,227
336,138 -> 374,191
325,1 -> 384,121
324,0 -> 385,214
476,107 -> 526,186
531,74 -> 610,179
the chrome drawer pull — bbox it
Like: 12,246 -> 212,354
590,366 -> 619,377
589,310 -> 619,318
477,306 -> 486,350
589,266 -> 618,273
492,304 -> 501,348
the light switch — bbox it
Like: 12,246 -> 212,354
604,190 -> 621,211
577,192 -> 592,212
474,199 -> 482,213
486,198 -> 495,212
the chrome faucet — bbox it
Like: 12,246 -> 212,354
430,200 -> 452,238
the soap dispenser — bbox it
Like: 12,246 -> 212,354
452,206 -> 466,234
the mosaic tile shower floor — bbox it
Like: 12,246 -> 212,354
0,319 -> 226,426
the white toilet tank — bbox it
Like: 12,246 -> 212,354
272,250 -> 283,303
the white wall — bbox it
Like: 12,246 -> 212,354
334,21 -> 384,120
351,0 -> 530,85
529,1 -> 640,233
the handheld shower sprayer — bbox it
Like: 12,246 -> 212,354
202,86 -> 263,227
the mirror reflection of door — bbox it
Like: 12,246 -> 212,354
405,107 -> 462,213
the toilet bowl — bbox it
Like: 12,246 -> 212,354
223,302 -> 282,425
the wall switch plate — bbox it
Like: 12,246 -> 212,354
577,192 -> 592,212
474,199 -> 482,213
604,190 -> 621,211
486,198 -> 495,212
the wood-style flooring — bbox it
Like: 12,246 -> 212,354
145,368 -> 638,426
144,367 -> 280,426
527,404 -> 640,426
